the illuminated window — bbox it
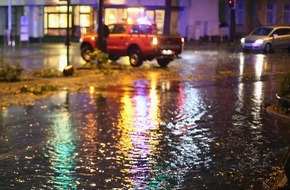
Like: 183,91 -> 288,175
80,14 -> 90,27
44,5 -> 72,35
79,6 -> 91,27
48,13 -> 71,28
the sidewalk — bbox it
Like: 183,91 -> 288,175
184,39 -> 242,51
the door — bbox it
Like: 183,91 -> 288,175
107,24 -> 128,56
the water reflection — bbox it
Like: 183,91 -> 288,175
1,50 -> 289,189
116,76 -> 162,189
44,92 -> 78,189
255,54 -> 264,78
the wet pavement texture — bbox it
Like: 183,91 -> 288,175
1,43 -> 290,189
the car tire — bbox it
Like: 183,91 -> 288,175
157,58 -> 172,68
264,43 -> 272,54
81,45 -> 93,62
128,48 -> 143,67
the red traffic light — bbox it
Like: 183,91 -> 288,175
228,0 -> 234,8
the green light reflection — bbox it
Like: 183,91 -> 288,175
46,107 -> 78,189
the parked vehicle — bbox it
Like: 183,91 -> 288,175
240,26 -> 290,53
80,20 -> 184,68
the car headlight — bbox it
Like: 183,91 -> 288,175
255,39 -> 263,44
240,38 -> 245,43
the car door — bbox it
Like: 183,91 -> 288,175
281,28 -> 290,49
271,29 -> 283,49
107,24 -> 128,56
129,24 -> 155,56
272,28 -> 289,49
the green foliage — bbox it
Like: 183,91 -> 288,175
19,84 -> 58,95
89,49 -> 113,75
279,72 -> 290,97
0,62 -> 23,82
33,68 -> 63,78
89,49 -> 109,64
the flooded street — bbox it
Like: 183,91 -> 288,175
1,44 -> 290,189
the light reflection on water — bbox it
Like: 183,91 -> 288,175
0,67 -> 288,189
43,92 -> 79,189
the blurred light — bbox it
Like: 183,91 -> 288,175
255,54 -> 264,78
238,53 -> 245,81
59,55 -> 67,71
162,50 -> 173,55
152,37 -> 158,45
137,17 -> 151,25
240,38 -> 245,43
255,39 -> 263,44
109,13 -> 115,20
127,17 -> 133,24
89,86 -> 95,95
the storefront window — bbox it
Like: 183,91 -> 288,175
44,6 -> 72,35
44,5 -> 91,36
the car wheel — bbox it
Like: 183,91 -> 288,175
128,48 -> 143,67
81,45 -> 93,62
264,43 -> 272,54
157,58 -> 172,68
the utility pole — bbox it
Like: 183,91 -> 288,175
8,0 -> 12,46
63,0 -> 74,76
98,0 -> 106,52
229,0 -> 236,43
163,0 -> 171,35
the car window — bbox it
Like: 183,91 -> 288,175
272,28 -> 290,36
280,28 -> 290,35
108,25 -> 115,33
252,27 -> 273,36
130,24 -> 152,34
111,25 -> 126,34
131,25 -> 139,34
139,24 -> 152,34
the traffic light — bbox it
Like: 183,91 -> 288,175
228,0 -> 234,8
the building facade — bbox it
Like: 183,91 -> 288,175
220,0 -> 290,38
1,0 -> 289,44
0,0 -> 221,44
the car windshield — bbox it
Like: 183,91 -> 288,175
252,27 -> 273,36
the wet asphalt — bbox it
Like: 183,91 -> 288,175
0,40 -> 290,189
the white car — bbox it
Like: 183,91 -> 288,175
240,26 -> 290,53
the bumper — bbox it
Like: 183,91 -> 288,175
242,43 -> 263,50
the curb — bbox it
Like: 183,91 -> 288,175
266,105 -> 290,189
266,105 -> 290,123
